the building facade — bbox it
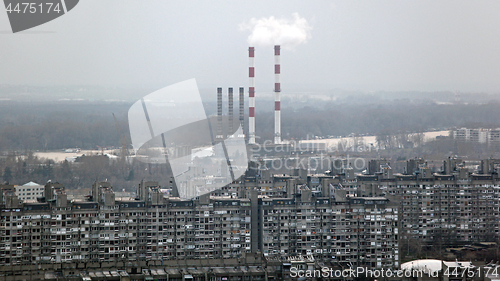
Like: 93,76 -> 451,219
14,181 -> 44,202
0,177 -> 400,280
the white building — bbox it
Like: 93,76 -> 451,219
488,129 -> 500,145
453,128 -> 487,143
14,181 -> 44,202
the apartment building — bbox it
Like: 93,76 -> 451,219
361,158 -> 500,248
3,155 -> 500,281
205,156 -> 500,250
0,176 -> 400,280
259,193 -> 400,269
452,127 -> 500,146
453,128 -> 487,143
14,181 -> 44,202
488,129 -> 500,146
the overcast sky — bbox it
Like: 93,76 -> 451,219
1,0 -> 500,93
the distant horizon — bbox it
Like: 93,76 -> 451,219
2,82 -> 500,94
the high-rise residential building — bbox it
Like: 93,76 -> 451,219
0,176 -> 400,280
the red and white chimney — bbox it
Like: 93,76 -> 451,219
248,47 -> 256,144
274,45 -> 281,144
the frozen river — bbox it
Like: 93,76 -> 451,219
34,131 -> 450,162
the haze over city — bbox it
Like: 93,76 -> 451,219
3,1 -> 500,281
1,0 -> 500,94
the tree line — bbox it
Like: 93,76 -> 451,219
0,99 -> 500,152
0,152 -> 173,192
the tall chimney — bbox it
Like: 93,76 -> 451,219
274,45 -> 281,144
239,87 -> 244,138
249,47 -> 256,144
217,87 -> 222,139
228,87 -> 233,137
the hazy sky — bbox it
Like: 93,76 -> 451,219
1,0 -> 500,93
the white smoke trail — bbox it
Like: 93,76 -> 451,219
239,13 -> 312,49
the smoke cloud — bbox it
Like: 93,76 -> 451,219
239,13 -> 312,49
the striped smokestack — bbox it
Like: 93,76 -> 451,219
249,47 -> 256,144
239,87 -> 244,138
228,87 -> 233,137
274,45 -> 281,144
217,87 -> 222,139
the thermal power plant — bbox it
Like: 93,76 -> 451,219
217,46 -> 282,145
215,87 -> 242,139
228,87 -> 233,137
248,47 -> 256,144
274,45 -> 281,144
239,87 -> 244,138
217,87 -> 223,139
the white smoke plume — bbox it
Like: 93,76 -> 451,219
239,13 -> 312,49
